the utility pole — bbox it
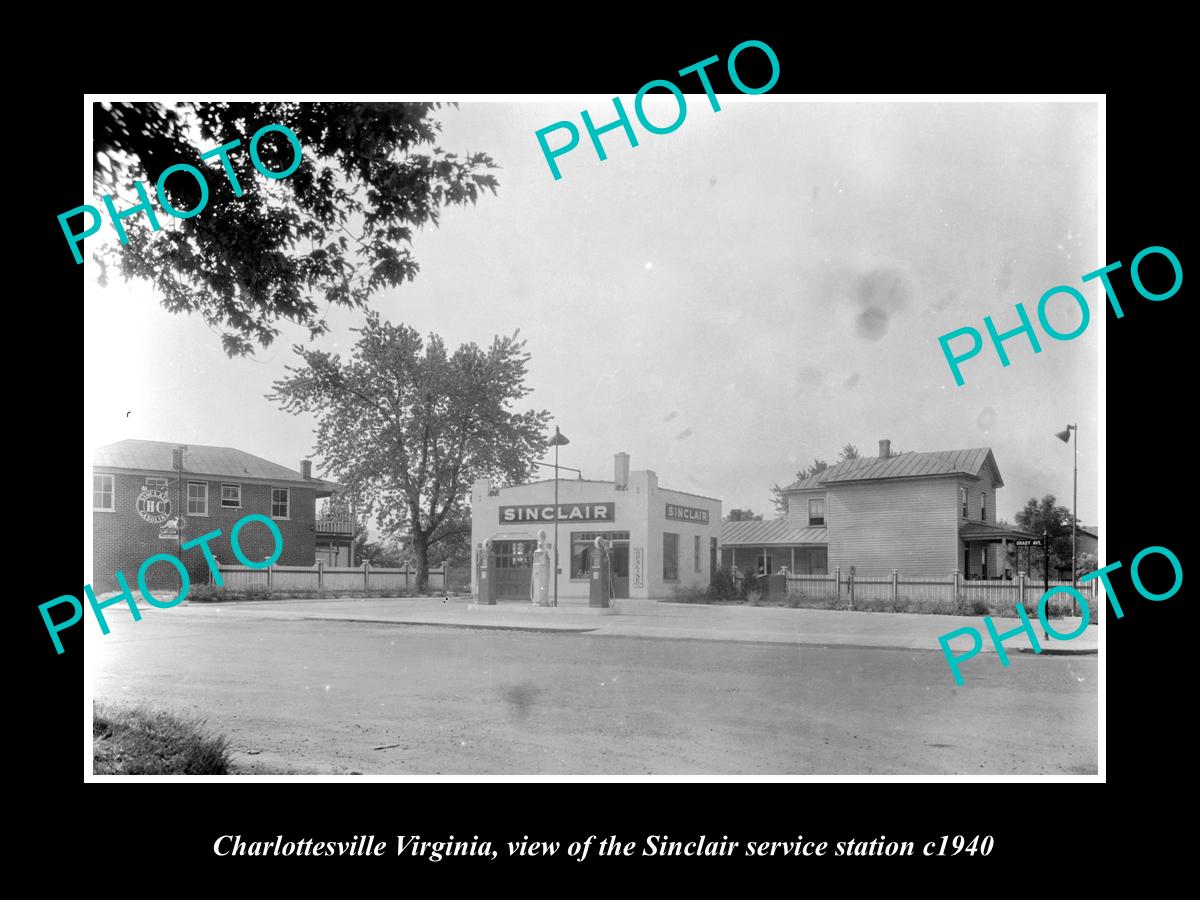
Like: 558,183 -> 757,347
174,445 -> 187,559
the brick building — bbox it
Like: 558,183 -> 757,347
92,440 -> 351,590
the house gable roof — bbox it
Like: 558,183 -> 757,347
786,447 -> 1003,491
93,439 -> 330,487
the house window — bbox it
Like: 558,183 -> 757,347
663,533 -> 679,581
756,554 -> 773,575
961,486 -> 968,517
980,492 -> 987,521
808,498 -> 825,526
271,488 -> 290,519
221,483 -> 242,508
186,481 -> 208,516
145,476 -> 168,490
93,474 -> 115,511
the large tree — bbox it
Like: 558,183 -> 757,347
90,102 -> 498,356
270,312 -> 550,591
1008,494 -> 1081,578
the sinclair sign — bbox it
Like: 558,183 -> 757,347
500,503 -> 615,523
665,503 -> 710,524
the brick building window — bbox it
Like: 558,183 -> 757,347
145,477 -> 168,490
187,482 -> 208,516
221,484 -> 242,508
272,488 -> 290,519
93,474 -> 114,511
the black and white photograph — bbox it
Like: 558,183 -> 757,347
79,92 -> 1103,779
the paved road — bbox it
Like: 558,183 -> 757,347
89,605 -> 1097,775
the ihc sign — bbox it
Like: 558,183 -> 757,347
135,487 -> 172,524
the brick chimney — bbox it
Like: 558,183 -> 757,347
878,439 -> 891,460
614,452 -> 630,489
301,460 -> 312,479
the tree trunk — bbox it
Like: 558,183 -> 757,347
413,534 -> 430,594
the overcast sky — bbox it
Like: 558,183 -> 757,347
84,99 -> 1099,527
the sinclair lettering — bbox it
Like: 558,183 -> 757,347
500,502 -> 615,524
665,503 -> 710,524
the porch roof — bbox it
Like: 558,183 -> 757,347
959,522 -> 1039,542
721,518 -> 827,547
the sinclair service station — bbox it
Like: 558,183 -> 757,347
470,453 -> 721,604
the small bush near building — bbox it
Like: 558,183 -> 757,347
708,568 -> 740,603
94,704 -> 232,775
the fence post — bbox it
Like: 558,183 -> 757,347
441,562 -> 448,592
267,565 -> 273,590
834,567 -> 841,605
847,566 -> 855,611
1018,570 -> 1027,611
317,559 -> 324,590
363,561 -> 370,591
891,569 -> 899,602
953,569 -> 961,611
405,563 -> 410,593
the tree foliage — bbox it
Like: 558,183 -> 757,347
92,102 -> 499,356
270,312 -> 549,590
725,508 -> 764,522
1007,494 -> 1081,577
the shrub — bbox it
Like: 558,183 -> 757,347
970,598 -> 990,616
889,596 -> 911,614
747,589 -> 763,607
672,586 -> 713,604
738,572 -> 760,603
94,703 -> 232,775
708,568 -> 739,603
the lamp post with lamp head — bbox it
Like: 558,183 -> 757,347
547,426 -> 570,607
1055,423 -> 1078,614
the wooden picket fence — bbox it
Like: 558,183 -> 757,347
735,569 -> 1096,610
213,561 -> 449,593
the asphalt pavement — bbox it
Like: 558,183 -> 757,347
87,597 -> 1099,776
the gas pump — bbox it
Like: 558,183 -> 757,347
531,529 -> 553,606
589,535 -> 613,608
476,540 -> 496,605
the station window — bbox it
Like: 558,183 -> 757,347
93,474 -> 114,511
663,533 -> 679,582
570,532 -> 629,579
271,488 -> 290,519
694,534 -> 701,573
222,483 -> 242,508
145,477 -> 168,491
808,498 -> 825,526
493,540 -> 537,568
187,481 -> 208,516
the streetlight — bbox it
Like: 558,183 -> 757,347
548,426 -> 570,608
1055,423 -> 1078,613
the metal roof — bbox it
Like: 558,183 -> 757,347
93,439 -> 335,487
787,448 -> 1001,490
959,522 -> 1038,541
721,518 -> 827,546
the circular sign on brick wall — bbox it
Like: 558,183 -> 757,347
136,488 -> 172,524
